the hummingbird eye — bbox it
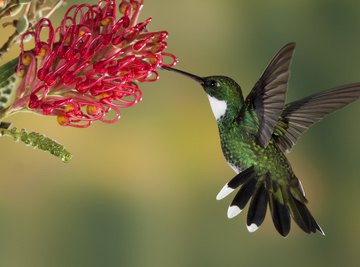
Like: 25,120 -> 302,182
209,80 -> 220,88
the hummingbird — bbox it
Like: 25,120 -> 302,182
163,42 -> 360,236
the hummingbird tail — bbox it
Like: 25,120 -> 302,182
217,166 -> 324,236
280,180 -> 325,236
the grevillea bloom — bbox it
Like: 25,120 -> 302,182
9,0 -> 176,127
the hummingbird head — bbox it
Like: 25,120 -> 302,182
163,67 -> 244,121
201,75 -> 242,101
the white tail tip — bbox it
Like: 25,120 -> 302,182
247,223 -> 259,233
298,179 -> 306,197
227,206 -> 242,219
216,184 -> 234,200
318,225 -> 325,236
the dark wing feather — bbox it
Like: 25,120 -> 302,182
242,43 -> 295,147
274,83 -> 360,152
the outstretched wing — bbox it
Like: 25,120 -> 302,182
240,43 -> 296,147
274,83 -> 360,152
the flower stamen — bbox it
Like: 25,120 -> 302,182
8,0 -> 176,127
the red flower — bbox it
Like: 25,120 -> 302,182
10,0 -> 176,127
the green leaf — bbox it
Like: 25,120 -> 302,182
0,126 -> 72,162
0,57 -> 19,111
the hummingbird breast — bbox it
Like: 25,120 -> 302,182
219,125 -> 293,182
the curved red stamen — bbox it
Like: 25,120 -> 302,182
160,52 -> 178,67
12,0 -> 177,127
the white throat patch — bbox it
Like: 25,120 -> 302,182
207,95 -> 227,121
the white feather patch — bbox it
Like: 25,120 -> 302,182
216,184 -> 234,200
227,162 -> 240,174
207,95 -> 227,121
298,179 -> 305,197
317,225 -> 325,236
247,223 -> 259,232
227,206 -> 242,219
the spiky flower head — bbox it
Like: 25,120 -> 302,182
9,0 -> 176,127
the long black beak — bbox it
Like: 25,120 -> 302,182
162,66 -> 204,84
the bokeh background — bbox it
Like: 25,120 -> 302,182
1,0 -> 360,266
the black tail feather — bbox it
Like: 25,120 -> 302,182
290,197 -> 324,235
269,195 -> 291,236
230,178 -> 257,210
220,167 -> 324,236
228,166 -> 256,189
247,184 -> 268,230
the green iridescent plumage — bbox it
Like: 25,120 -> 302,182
164,43 -> 360,236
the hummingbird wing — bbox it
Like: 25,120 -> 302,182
241,43 -> 296,147
273,83 -> 360,152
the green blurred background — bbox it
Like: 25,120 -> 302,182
1,0 -> 360,266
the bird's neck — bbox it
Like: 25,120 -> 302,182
207,94 -> 243,129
